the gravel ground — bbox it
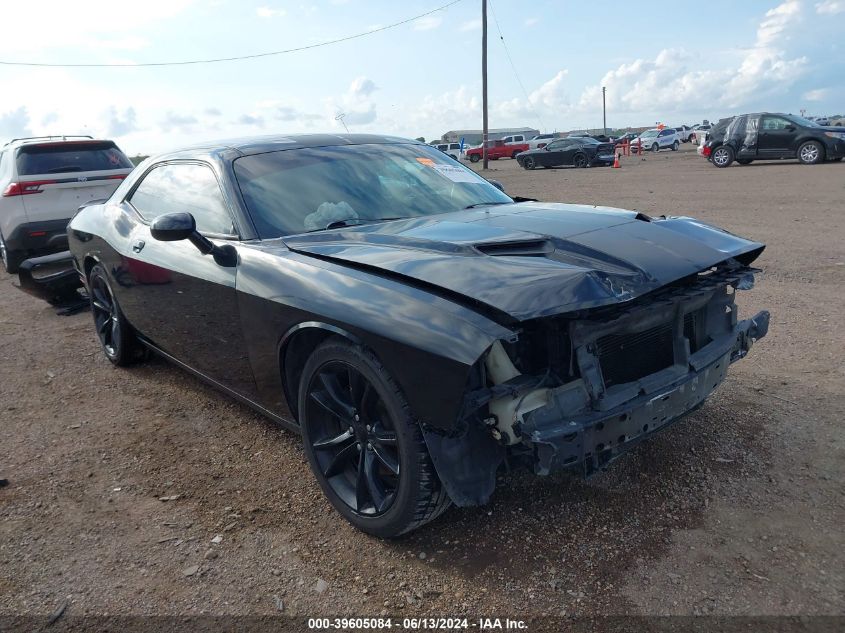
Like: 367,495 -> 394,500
1,145 -> 843,624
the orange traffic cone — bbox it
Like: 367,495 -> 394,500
613,153 -> 621,168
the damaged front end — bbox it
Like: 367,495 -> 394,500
449,261 -> 768,501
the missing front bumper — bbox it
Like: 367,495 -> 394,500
523,310 -> 769,476
15,250 -> 83,306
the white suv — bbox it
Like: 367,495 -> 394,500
0,136 -> 133,272
631,128 -> 681,153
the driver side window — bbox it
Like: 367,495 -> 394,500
129,163 -> 236,236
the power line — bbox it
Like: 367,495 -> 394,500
487,0 -> 546,132
0,0 -> 466,68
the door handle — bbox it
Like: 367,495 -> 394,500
132,239 -> 145,253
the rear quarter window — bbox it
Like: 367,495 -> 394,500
16,142 -> 132,175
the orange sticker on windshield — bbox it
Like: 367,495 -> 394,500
416,158 -> 435,166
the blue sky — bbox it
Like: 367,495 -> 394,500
0,0 -> 842,154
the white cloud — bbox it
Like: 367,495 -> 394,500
459,18 -> 482,32
803,88 -> 829,101
815,0 -> 843,14
0,1 -> 196,52
413,15 -> 442,31
256,6 -> 286,18
349,77 -> 378,98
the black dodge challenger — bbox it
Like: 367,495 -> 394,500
60,134 -> 769,537
516,136 -> 617,169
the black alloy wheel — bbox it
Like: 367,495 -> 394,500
299,341 -> 450,537
522,156 -> 536,170
88,264 -> 140,366
573,153 -> 588,168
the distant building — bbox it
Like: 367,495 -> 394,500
440,127 -> 540,145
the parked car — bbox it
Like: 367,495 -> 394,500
674,126 -> 694,142
57,134 -> 768,538
701,112 -> 845,168
0,136 -> 133,273
435,142 -> 463,160
697,118 -> 734,157
630,128 -> 680,153
464,138 -> 528,162
690,123 -> 712,144
526,133 -> 558,150
612,132 -> 640,145
517,136 -> 616,169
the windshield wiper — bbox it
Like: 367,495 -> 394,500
312,217 -> 405,232
463,201 -> 511,209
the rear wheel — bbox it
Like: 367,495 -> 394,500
88,264 -> 143,366
522,156 -> 536,170
573,153 -> 588,168
299,340 -> 450,538
0,232 -> 24,274
672,140 -> 680,151
797,141 -> 824,165
469,154 -> 480,163
711,145 -> 734,168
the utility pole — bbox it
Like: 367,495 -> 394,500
481,0 -> 489,170
602,86 -> 607,135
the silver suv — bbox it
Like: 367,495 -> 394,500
0,136 -> 133,272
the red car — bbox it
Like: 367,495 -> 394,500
465,139 -> 529,162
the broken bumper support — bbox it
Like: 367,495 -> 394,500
523,310 -> 770,476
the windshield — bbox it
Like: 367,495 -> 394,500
785,114 -> 820,128
233,143 -> 512,237
639,130 -> 658,138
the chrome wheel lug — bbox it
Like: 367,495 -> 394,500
366,424 -> 371,432
354,414 -> 360,422
356,442 -> 361,451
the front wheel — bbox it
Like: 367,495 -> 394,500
651,143 -> 660,153
711,145 -> 734,168
672,141 -> 679,151
469,154 -> 480,163
797,141 -> 824,165
299,340 -> 450,538
522,156 -> 536,170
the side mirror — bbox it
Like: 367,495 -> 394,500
488,180 -> 505,193
150,212 -> 237,267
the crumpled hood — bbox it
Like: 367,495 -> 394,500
283,203 -> 764,321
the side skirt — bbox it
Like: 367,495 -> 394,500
138,337 -> 301,435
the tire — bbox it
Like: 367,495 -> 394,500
469,154 -> 480,163
88,264 -> 143,366
651,143 -> 660,153
522,156 -> 536,170
737,159 -> 753,165
797,141 -> 824,165
672,140 -> 679,151
0,232 -> 24,274
711,145 -> 734,168
572,153 -> 588,168
298,340 -> 451,538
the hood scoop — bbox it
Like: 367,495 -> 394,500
475,239 -> 553,257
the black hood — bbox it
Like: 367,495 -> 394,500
283,203 -> 764,321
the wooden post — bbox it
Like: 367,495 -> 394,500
482,0 -> 489,170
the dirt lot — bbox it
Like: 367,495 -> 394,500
1,146 -> 843,625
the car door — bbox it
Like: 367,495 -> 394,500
540,139 -> 569,166
118,161 -> 258,398
758,115 -> 797,157
658,129 -> 673,148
